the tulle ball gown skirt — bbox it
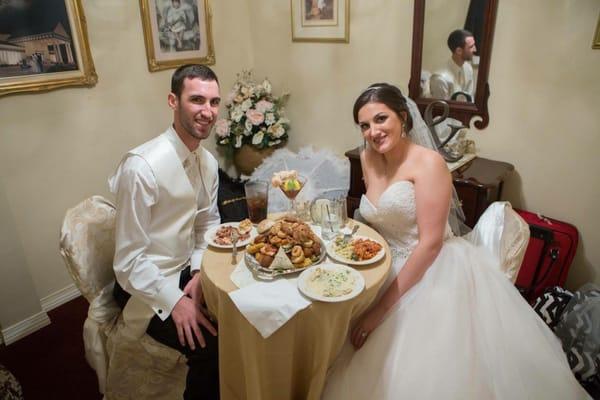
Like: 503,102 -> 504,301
321,237 -> 591,400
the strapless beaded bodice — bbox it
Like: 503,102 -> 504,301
359,181 -> 452,258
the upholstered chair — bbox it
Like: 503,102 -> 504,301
59,196 -> 186,400
464,201 -> 530,283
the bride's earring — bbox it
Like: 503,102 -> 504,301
401,124 -> 407,138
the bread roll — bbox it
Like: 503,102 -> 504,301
257,219 -> 275,234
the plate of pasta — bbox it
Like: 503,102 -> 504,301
326,235 -> 385,266
297,263 -> 365,302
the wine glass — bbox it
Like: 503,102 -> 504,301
279,174 -> 307,215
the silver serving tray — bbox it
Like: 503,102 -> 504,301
244,237 -> 327,280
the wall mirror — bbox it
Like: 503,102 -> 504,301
408,0 -> 498,129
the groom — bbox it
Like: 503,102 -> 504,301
110,64 -> 222,399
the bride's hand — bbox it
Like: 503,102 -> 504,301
350,306 -> 386,349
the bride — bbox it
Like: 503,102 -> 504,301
321,83 -> 590,399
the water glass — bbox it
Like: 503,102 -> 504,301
244,180 -> 269,224
333,197 -> 349,227
320,201 -> 343,241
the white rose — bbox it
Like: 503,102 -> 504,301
231,108 -> 243,122
252,131 -> 264,145
265,112 -> 275,125
268,124 -> 285,138
262,79 -> 272,93
268,140 -> 281,147
244,119 -> 253,134
241,99 -> 252,112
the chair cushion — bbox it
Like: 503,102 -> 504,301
60,195 -> 116,302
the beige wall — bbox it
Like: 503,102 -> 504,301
0,0 -> 599,333
478,0 -> 600,288
246,0 -> 600,289
0,0 -> 254,331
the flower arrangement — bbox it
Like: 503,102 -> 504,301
215,70 -> 290,154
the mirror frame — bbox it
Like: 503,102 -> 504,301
408,0 -> 498,129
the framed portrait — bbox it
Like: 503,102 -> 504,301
0,0 -> 97,97
139,0 -> 215,72
291,0 -> 349,43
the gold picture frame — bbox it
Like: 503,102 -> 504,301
291,0 -> 349,43
593,13 -> 600,49
140,0 -> 215,72
0,0 -> 97,97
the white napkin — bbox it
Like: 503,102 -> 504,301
229,279 -> 311,338
230,259 -> 258,288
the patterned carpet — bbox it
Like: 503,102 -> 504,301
0,296 -> 102,400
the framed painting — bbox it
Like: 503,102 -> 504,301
0,0 -> 97,97
139,0 -> 215,72
291,0 -> 349,43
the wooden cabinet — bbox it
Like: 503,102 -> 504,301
344,148 -> 514,228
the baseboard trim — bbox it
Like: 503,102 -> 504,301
1,311 -> 51,345
41,283 -> 81,312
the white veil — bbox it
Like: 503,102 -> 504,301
404,96 -> 470,236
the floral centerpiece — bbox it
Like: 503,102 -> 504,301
215,70 -> 290,157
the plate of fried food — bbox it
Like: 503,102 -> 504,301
244,216 -> 326,279
205,219 -> 255,249
326,235 -> 385,266
297,263 -> 365,302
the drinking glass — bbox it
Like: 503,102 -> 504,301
244,180 -> 269,224
279,174 -> 307,215
334,197 -> 349,227
320,201 -> 343,241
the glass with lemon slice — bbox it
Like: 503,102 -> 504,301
272,170 -> 307,215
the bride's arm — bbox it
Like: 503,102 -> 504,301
351,151 -> 452,348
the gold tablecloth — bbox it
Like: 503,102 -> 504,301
200,220 -> 391,400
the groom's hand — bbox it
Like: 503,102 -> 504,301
184,272 -> 206,309
171,295 -> 217,350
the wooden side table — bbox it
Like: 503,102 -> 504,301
344,148 -> 514,228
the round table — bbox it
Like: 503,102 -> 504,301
200,219 -> 391,400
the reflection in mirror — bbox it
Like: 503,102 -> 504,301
409,0 -> 498,129
421,1 -> 486,103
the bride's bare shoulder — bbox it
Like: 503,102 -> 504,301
409,145 -> 448,174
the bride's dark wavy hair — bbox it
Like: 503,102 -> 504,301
352,83 -> 413,133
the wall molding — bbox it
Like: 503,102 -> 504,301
40,283 -> 81,312
1,311 -> 51,345
0,284 -> 82,346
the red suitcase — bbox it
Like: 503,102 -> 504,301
514,209 -> 579,303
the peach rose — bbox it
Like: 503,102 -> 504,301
246,109 -> 265,125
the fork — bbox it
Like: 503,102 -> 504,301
342,224 -> 360,244
231,230 -> 240,265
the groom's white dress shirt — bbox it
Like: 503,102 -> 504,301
430,58 -> 474,101
109,126 -> 220,336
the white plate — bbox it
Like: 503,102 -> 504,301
326,235 -> 386,266
297,263 -> 365,302
204,222 -> 256,249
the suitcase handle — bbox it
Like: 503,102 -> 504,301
523,225 -> 556,299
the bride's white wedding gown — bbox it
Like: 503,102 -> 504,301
322,181 -> 590,399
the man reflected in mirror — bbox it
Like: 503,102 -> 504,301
429,29 -> 476,102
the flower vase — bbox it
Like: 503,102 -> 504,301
233,144 -> 276,176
